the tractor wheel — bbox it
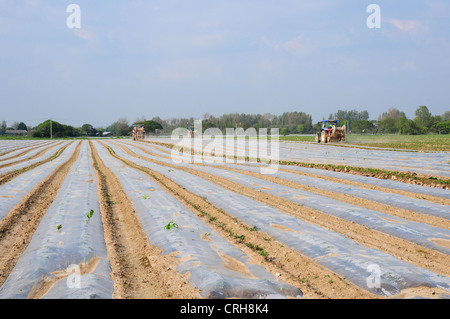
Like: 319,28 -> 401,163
321,131 -> 327,143
315,133 -> 320,143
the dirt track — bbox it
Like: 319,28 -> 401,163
0,139 -> 449,299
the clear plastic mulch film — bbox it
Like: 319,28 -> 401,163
0,141 -> 70,176
147,136 -> 450,177
0,141 -> 114,299
0,141 -> 78,220
136,139 -> 450,200
118,140 -> 450,229
0,140 -> 54,161
93,141 -> 302,299
105,141 -> 450,298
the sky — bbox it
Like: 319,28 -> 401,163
1,0 -> 449,128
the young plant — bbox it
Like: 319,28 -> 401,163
164,219 -> 179,230
57,224 -> 62,230
86,209 -> 94,222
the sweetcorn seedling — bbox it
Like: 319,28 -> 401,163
86,209 -> 94,222
164,219 -> 179,230
57,224 -> 62,230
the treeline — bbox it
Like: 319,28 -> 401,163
1,105 -> 449,138
0,118 -> 163,138
152,112 -> 314,135
153,106 -> 449,135
337,106 -> 450,135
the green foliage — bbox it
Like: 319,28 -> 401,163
164,219 -> 179,230
30,120 -> 79,138
86,209 -> 94,221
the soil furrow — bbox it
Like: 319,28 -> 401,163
126,140 -> 450,228
0,141 -> 64,169
0,141 -> 81,287
0,141 -> 52,162
89,141 -> 202,299
135,140 -> 450,206
141,139 -> 450,189
0,142 -> 71,187
100,141 -> 379,299
110,140 -> 450,278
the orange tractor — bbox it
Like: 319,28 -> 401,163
132,124 -> 145,141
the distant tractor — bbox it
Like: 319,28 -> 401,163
315,120 -> 346,143
132,124 -> 145,141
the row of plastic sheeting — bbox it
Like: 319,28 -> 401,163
106,140 -> 450,298
147,137 -> 450,177
0,140 -> 48,154
0,141 -> 114,299
136,140 -> 450,200
0,141 -> 70,176
0,141 -> 55,161
0,141 -> 78,220
93,141 -> 302,299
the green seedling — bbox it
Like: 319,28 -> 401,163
139,194 -> 150,200
164,219 -> 179,230
86,209 -> 94,221
57,224 -> 62,230
250,225 -> 260,231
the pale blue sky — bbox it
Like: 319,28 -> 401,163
1,0 -> 449,128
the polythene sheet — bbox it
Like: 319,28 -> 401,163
120,141 -> 450,220
115,141 -> 450,254
0,141 -> 70,176
0,141 -> 79,220
105,141 -> 450,298
0,140 -> 45,154
147,137 -> 450,177
138,139 -> 450,199
0,141 -> 54,161
0,141 -> 114,299
93,141 -> 302,299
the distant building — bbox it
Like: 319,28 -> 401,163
102,132 -> 113,137
5,130 -> 28,136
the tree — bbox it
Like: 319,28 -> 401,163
432,121 -> 450,134
81,123 -> 96,136
116,117 -> 130,136
414,106 -> 433,131
0,120 -> 6,135
280,127 -> 290,136
378,108 -> 406,122
352,120 -> 374,134
17,122 -> 28,131
442,111 -> 450,122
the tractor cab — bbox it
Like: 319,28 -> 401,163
321,120 -> 339,132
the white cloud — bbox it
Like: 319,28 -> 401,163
73,29 -> 93,41
385,18 -> 421,33
282,35 -> 315,55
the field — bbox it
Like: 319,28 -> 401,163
0,137 -> 449,299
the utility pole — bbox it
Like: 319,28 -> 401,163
50,119 -> 52,139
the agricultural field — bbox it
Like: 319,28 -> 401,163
0,137 -> 449,299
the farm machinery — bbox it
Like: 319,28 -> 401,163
132,124 -> 145,141
315,120 -> 346,143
